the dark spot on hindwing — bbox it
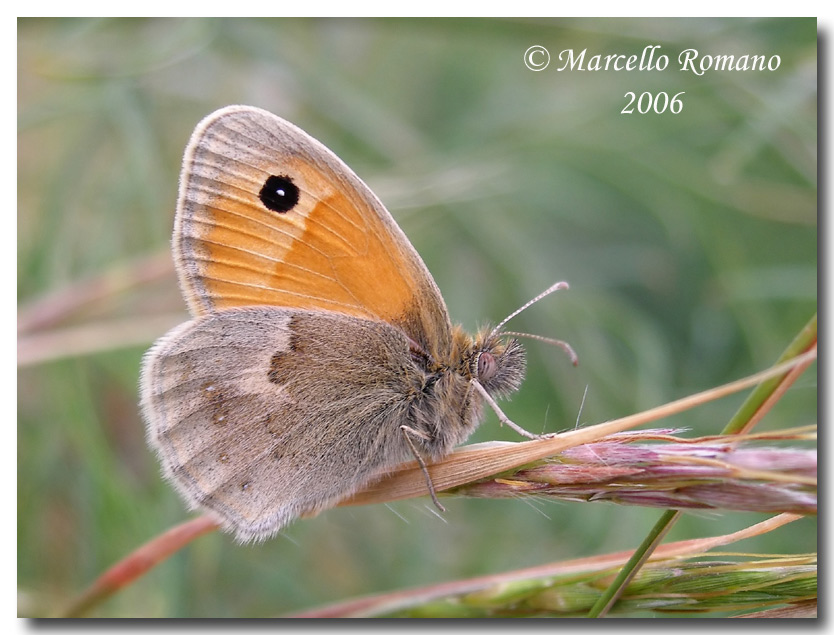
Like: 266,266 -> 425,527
267,319 -> 300,385
259,174 -> 299,213
268,351 -> 291,385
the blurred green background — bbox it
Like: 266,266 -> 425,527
18,18 -> 816,617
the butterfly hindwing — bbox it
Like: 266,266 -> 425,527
141,306 -> 427,541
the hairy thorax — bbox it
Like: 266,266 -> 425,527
404,325 -> 527,460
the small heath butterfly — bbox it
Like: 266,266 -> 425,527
140,106 -> 571,542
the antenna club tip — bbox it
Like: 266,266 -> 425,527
567,347 -> 580,367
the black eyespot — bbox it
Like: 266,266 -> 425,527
259,175 -> 299,213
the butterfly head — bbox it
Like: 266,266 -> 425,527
456,327 -> 527,399
477,332 -> 527,399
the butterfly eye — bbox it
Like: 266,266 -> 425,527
477,351 -> 497,382
259,174 -> 299,213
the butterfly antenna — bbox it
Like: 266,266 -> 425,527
502,331 -> 579,366
489,282 -> 577,366
490,281 -> 570,338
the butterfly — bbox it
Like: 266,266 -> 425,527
140,105 -> 572,542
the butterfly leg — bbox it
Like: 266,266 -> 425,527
472,380 -> 552,440
400,425 -> 446,512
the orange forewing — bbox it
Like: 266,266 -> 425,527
180,157 -> 416,319
174,106 -> 452,356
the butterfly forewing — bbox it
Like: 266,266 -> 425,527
174,105 -> 453,358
